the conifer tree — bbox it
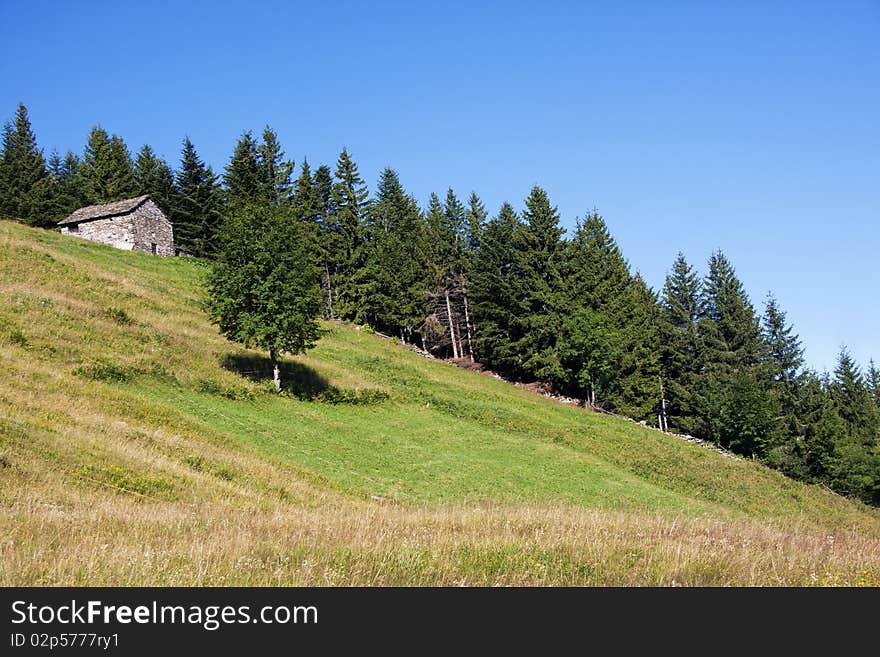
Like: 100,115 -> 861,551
328,148 -> 370,320
830,347 -> 876,444
470,202 -> 522,371
699,250 -> 763,374
133,144 -> 175,213
223,131 -> 262,206
0,103 -> 51,225
562,211 -> 632,405
360,168 -> 428,341
510,186 -> 565,381
312,164 -> 337,318
614,274 -> 662,421
257,126 -> 294,205
423,188 -> 470,357
81,127 -> 134,204
291,161 -> 320,259
564,210 -> 630,313
465,192 -> 487,254
44,150 -> 83,222
761,293 -> 804,432
697,251 -> 775,451
868,360 -> 880,410
659,253 -> 703,434
174,137 -> 221,257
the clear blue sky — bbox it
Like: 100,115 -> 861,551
2,1 -> 877,373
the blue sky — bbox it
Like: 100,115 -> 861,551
1,1 -> 877,372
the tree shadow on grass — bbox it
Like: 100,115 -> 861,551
220,352 -> 331,400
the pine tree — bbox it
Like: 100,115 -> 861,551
223,131 -> 262,206
133,145 -> 175,214
174,137 -> 222,257
469,202 -> 523,372
81,127 -> 134,204
659,253 -> 703,434
0,103 -> 51,225
257,126 -> 294,205
510,186 -> 565,382
328,148 -> 370,321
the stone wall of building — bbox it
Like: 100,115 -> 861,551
62,215 -> 136,250
131,200 -> 175,256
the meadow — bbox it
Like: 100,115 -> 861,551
1,220 -> 879,585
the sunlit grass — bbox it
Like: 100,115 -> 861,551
1,219 -> 879,585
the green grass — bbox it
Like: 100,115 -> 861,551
2,219 -> 879,585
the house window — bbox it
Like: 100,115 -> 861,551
151,243 -> 157,255
68,224 -> 79,234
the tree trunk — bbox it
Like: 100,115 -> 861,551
324,264 -> 335,319
462,292 -> 474,362
270,348 -> 281,391
445,289 -> 459,359
659,376 -> 668,432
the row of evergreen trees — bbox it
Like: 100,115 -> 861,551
2,102 -> 878,505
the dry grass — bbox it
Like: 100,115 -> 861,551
2,220 -> 880,586
3,489 -> 879,586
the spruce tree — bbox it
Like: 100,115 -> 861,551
133,145 -> 175,213
328,148 -> 370,321
761,293 -> 804,434
174,137 -> 222,257
510,186 -> 565,381
0,103 -> 51,225
830,347 -> 876,444
469,202 -> 522,371
697,251 -> 774,451
257,126 -> 294,205
360,168 -> 428,340
659,253 -> 703,434
81,127 -> 134,204
614,274 -> 662,421
223,131 -> 262,206
564,210 -> 630,313
312,164 -> 337,318
562,210 -> 632,406
868,360 -> 880,410
291,161 -> 320,260
465,191 -> 487,254
44,150 -> 83,223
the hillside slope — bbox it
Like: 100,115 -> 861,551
1,220 -> 879,585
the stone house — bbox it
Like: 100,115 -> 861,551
58,195 -> 175,256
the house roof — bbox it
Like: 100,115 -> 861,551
58,195 -> 151,225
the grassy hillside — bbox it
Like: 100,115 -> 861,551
1,220 -> 879,585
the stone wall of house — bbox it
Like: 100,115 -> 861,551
131,200 -> 175,256
62,215 -> 136,250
